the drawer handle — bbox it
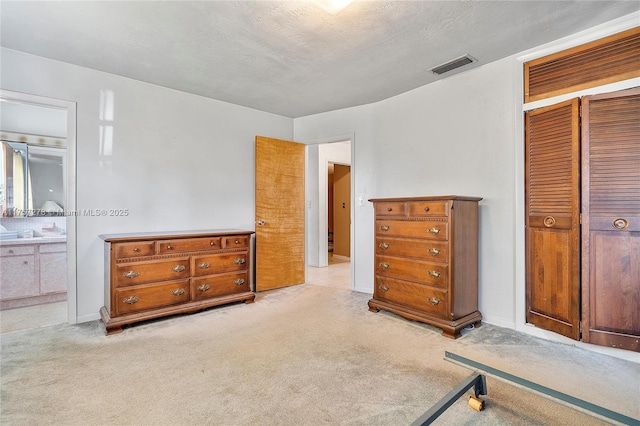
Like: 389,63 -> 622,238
234,258 -> 246,265
235,239 -> 240,244
378,242 -> 389,250
428,248 -> 440,256
424,207 -> 430,212
197,262 -> 211,269
167,245 -> 173,250
210,241 -> 217,246
427,270 -> 441,279
234,279 -> 245,285
613,218 -> 628,230
427,297 -> 441,305
428,227 -> 440,235
171,288 -> 185,296
197,284 -> 211,292
379,262 -> 390,270
380,225 -> 390,232
8,249 -> 14,254
122,295 -> 139,304
172,265 -> 186,273
378,284 -> 389,292
543,216 -> 556,228
386,207 -> 393,212
133,247 -> 140,252
123,270 -> 140,279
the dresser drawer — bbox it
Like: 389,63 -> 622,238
375,202 -> 406,217
115,279 -> 190,315
375,237 -> 448,262
1,245 -> 35,256
223,235 -> 250,249
376,220 -> 448,240
115,241 -> 156,258
158,237 -> 222,253
374,276 -> 447,318
191,272 -> 249,301
407,201 -> 449,217
376,255 -> 448,287
192,252 -> 248,276
116,257 -> 190,287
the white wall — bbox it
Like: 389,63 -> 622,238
1,48 -> 293,322
295,60 -> 517,326
295,107 -> 376,293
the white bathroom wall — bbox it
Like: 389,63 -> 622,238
1,48 -> 293,322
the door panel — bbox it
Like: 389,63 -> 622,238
525,99 -> 581,340
255,136 -> 305,291
582,88 -> 640,351
333,164 -> 350,258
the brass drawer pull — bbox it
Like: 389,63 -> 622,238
427,270 -> 441,279
380,225 -> 390,231
234,279 -> 245,285
210,241 -> 216,246
122,295 -> 139,304
428,227 -> 440,235
386,207 -> 393,212
171,288 -> 185,296
167,245 -> 173,250
234,258 -> 246,265
133,247 -> 140,252
123,270 -> 140,279
424,207 -> 430,212
235,239 -> 240,244
613,218 -> 628,230
379,262 -> 390,270
197,284 -> 211,292
379,242 -> 389,250
172,265 -> 186,273
197,262 -> 211,269
428,248 -> 440,256
427,297 -> 441,305
378,284 -> 389,292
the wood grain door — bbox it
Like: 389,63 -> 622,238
581,88 -> 640,352
333,164 -> 350,258
525,99 -> 581,340
255,136 -> 305,291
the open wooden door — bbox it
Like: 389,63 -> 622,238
525,99 -> 581,340
255,136 -> 305,291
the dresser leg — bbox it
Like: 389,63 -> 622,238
368,300 -> 380,313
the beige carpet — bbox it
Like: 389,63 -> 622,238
1,283 -> 638,425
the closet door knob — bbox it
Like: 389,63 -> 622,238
613,218 -> 628,230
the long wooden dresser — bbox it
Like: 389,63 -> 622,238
100,229 -> 254,335
368,196 -> 482,338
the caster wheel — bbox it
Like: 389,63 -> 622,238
469,395 -> 485,411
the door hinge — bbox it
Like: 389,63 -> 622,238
579,213 -> 582,224
579,321 -> 582,334
579,105 -> 582,117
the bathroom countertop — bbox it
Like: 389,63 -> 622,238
0,236 -> 67,246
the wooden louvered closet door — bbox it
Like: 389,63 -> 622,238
582,88 -> 640,352
525,99 -> 581,340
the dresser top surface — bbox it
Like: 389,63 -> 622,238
368,195 -> 482,203
100,229 -> 254,242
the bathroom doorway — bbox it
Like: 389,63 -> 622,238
0,90 -> 77,330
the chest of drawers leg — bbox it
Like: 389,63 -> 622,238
368,196 -> 482,338
100,230 -> 255,335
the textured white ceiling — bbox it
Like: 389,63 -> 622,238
1,1 -> 639,118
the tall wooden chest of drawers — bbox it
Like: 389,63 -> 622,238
368,196 -> 482,338
100,230 -> 255,335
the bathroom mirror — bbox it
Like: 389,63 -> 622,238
1,141 -> 65,217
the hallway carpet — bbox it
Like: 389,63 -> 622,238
1,283 -> 638,425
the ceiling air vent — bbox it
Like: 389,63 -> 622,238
431,55 -> 476,75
